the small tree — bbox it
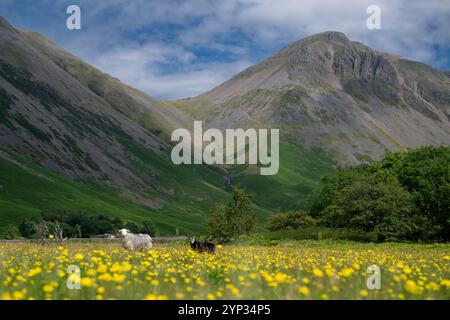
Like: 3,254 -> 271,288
33,222 -> 51,245
19,217 -> 66,244
52,221 -> 65,245
4,225 -> 20,239
206,187 -> 256,243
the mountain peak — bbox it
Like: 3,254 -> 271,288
284,31 -> 352,49
303,31 -> 350,44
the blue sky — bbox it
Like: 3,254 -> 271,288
1,0 -> 449,99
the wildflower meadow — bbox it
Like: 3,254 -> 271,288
0,242 -> 448,300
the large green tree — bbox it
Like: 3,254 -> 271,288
382,146 -> 450,240
308,146 -> 450,241
307,166 -> 370,217
322,177 -> 417,241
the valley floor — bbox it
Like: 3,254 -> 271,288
0,241 -> 448,300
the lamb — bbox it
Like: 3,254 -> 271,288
190,237 -> 216,254
119,229 -> 153,251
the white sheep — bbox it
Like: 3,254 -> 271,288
119,229 -> 153,251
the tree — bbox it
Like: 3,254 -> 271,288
206,203 -> 233,243
307,168 -> 367,217
382,146 -> 450,240
334,178 -> 417,241
19,211 -> 127,238
265,211 -> 316,231
29,221 -> 51,245
229,187 -> 256,235
308,161 -> 421,241
4,225 -> 20,239
19,216 -> 43,238
206,187 -> 256,243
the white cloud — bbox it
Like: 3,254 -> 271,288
11,0 -> 447,99
132,62 -> 252,99
85,42 -> 252,99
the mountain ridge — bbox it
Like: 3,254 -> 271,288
180,30 -> 450,164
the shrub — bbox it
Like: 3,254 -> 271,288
265,211 -> 316,231
4,224 -> 20,240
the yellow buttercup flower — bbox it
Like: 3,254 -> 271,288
42,284 -> 54,293
313,268 -> 324,278
74,253 -> 84,260
299,286 -> 310,296
405,280 -> 421,295
274,273 -> 287,283
440,279 -> 450,288
81,277 -> 95,287
339,268 -> 354,277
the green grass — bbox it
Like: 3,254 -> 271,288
233,142 -> 334,211
0,149 -> 226,237
245,227 -> 378,245
0,140 -> 333,237
0,146 -> 274,237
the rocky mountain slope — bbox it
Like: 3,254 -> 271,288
0,16 -> 239,235
0,17 -> 193,187
179,32 -> 450,164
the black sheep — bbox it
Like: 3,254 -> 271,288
190,237 -> 216,254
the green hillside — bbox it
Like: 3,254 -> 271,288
232,142 -> 335,211
0,147 -> 231,237
0,142 -> 333,237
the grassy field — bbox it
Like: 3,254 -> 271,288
0,241 -> 448,300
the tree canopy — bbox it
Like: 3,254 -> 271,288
206,187 -> 256,243
307,146 -> 450,241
